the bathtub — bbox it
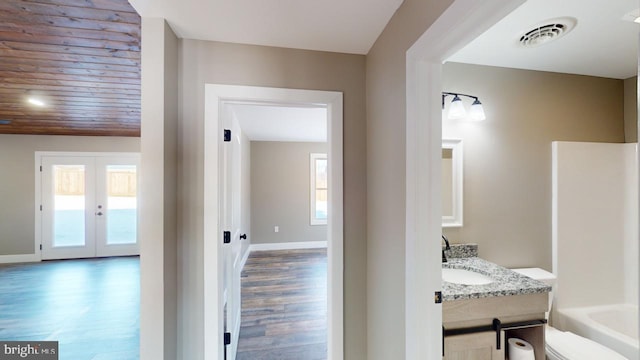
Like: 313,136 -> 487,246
557,304 -> 638,360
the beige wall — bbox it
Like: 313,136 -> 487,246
442,62 -> 625,270
139,18 -> 178,360
365,0 -> 454,358
179,40 -> 367,359
162,20 -> 179,360
0,134 -> 140,256
624,76 -> 638,142
251,141 -> 327,244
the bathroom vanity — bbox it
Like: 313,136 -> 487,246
442,245 -> 551,360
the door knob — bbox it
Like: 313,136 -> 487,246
240,234 -> 247,240
96,212 -> 103,216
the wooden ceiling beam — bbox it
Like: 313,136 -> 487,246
1,41 -> 140,60
0,126 -> 140,137
23,0 -> 140,13
0,12 -> 141,36
0,62 -> 139,79
0,112 -> 140,122
0,23 -> 138,44
0,71 -> 140,85
0,30 -> 139,51
0,2 -> 140,24
0,47 -> 139,67
0,90 -> 139,103
0,80 -> 140,92
0,56 -> 140,74
0,97 -> 141,108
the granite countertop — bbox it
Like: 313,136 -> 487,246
442,244 -> 551,302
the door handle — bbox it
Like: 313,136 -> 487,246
240,234 -> 247,240
96,212 -> 103,216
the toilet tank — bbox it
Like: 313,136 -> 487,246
512,267 -> 556,319
512,267 -> 556,286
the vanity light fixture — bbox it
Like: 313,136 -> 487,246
442,92 -> 486,121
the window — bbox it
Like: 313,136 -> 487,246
310,153 -> 327,225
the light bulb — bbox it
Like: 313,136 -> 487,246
469,99 -> 486,121
447,95 -> 466,120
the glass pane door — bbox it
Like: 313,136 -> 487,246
53,165 -> 86,247
39,153 -> 139,260
95,156 -> 140,257
41,156 -> 96,260
106,165 -> 138,245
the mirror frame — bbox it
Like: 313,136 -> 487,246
442,139 -> 463,227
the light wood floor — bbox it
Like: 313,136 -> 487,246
236,248 -> 327,360
0,257 -> 139,360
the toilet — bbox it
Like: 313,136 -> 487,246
512,268 -> 628,360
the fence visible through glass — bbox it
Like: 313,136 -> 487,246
106,165 -> 137,245
53,165 -> 86,247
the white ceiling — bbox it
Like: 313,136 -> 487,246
448,0 -> 639,79
230,104 -> 327,142
128,0 -> 403,54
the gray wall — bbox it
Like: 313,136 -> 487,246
251,141 -> 327,244
179,40 -> 367,359
365,0 -> 454,358
624,76 -> 638,143
0,134 -> 140,255
442,62 -> 625,270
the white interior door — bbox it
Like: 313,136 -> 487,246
39,153 -> 140,260
223,114 -> 242,359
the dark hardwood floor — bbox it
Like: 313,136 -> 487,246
237,248 -> 327,360
0,256 -> 139,360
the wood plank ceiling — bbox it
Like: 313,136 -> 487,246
0,0 -> 141,137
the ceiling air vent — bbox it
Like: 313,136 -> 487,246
519,18 -> 576,48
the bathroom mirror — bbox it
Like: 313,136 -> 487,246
442,139 -> 463,227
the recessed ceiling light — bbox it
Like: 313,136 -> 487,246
28,98 -> 45,107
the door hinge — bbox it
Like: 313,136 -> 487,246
223,231 -> 231,244
39,165 -> 42,172
224,129 -> 231,142
39,205 -> 42,211
224,332 -> 231,346
434,291 -> 442,304
39,244 -> 42,250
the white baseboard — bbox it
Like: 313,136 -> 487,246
0,253 -> 40,264
249,241 -> 328,252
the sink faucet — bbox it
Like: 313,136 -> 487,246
442,235 -> 451,263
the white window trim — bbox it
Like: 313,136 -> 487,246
310,152 -> 327,225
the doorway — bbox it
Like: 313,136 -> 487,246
404,0 -> 525,358
36,152 -> 140,260
204,85 -> 344,360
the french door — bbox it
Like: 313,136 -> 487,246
38,152 -> 140,260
